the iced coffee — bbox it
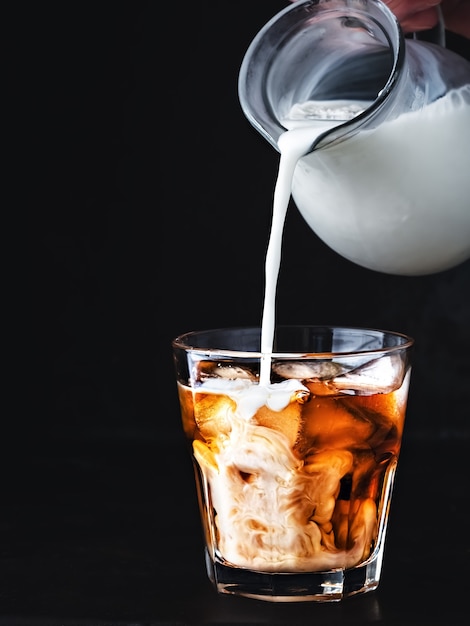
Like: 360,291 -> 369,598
173,326 -> 413,601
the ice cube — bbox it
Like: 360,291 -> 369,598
195,360 -> 257,382
272,360 -> 344,381
193,393 -> 235,441
297,396 -> 376,455
253,400 -> 303,448
331,353 -> 405,395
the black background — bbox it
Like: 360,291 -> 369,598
10,1 -> 470,624
28,0 -> 470,443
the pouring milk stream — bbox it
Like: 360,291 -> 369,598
174,2 -> 436,586
260,121 -> 341,384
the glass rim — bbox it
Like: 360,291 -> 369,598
172,325 -> 414,359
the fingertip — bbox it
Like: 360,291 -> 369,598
399,6 -> 441,33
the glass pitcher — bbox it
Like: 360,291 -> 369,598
238,0 -> 470,275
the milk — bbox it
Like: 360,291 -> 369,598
259,106 -> 369,384
259,125 -> 333,384
291,85 -> 470,276
260,85 -> 470,383
259,123 -> 339,384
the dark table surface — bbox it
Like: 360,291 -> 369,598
1,426 -> 468,625
18,1 -> 470,624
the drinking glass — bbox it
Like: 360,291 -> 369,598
172,325 -> 414,602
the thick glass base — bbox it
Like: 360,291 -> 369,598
205,548 -> 383,602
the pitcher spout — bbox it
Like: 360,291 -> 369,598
238,0 -> 402,154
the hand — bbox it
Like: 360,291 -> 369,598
386,0 -> 470,37
289,0 -> 470,38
